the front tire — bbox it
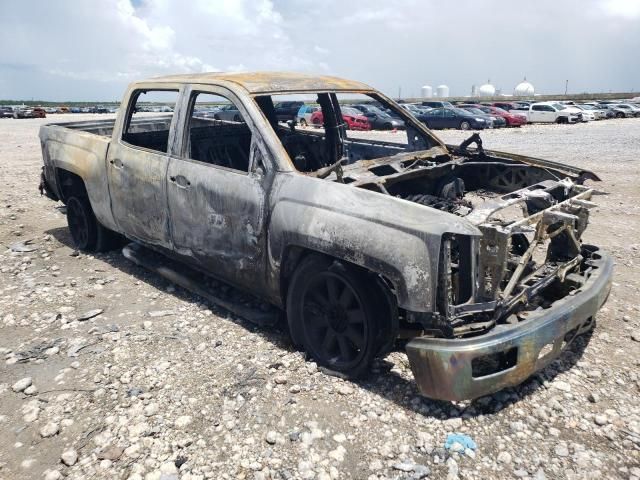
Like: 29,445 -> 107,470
300,118 -> 307,127
459,121 -> 471,130
615,112 -> 624,118
287,256 -> 382,378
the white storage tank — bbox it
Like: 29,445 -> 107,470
421,85 -> 433,98
514,78 -> 535,96
479,80 -> 496,97
436,84 -> 449,98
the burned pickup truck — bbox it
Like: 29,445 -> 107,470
39,72 -> 613,401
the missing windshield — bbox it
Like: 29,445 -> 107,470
253,92 -> 438,175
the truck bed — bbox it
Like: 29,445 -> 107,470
39,115 -> 174,233
44,114 -> 173,137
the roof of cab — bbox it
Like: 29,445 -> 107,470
142,71 -> 374,95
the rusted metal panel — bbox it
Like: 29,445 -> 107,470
146,72 -> 374,94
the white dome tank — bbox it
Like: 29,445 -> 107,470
436,85 -> 449,97
421,85 -> 433,98
514,78 -> 535,96
478,80 -> 496,97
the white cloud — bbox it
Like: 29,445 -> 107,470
600,0 -> 640,18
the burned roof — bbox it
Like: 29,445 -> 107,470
143,71 -> 374,95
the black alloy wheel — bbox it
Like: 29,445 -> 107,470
287,256 -> 382,378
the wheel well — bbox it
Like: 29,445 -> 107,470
56,169 -> 87,203
280,246 -> 399,353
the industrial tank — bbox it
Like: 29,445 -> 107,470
421,85 -> 433,98
514,78 -> 535,96
478,80 -> 496,97
436,85 -> 449,97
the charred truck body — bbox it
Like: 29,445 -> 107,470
38,73 -> 613,401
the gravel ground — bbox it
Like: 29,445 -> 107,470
0,115 -> 639,480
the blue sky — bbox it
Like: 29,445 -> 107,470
1,0 -> 639,101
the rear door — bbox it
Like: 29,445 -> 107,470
107,87 -> 182,248
166,85 -> 269,289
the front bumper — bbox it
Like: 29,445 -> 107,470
406,249 -> 613,401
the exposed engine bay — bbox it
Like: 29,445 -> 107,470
255,89 -> 603,339
306,131 -> 601,338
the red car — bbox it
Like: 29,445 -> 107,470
310,107 -> 371,130
477,105 -> 527,127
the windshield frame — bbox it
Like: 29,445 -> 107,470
250,89 -> 448,173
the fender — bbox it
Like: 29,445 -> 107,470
267,173 -> 481,312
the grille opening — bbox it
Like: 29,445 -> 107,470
439,235 -> 474,313
471,347 -> 518,378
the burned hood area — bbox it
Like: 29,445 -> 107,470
262,89 -> 603,339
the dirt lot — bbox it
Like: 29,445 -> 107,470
0,115 -> 639,480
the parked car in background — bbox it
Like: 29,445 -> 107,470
476,105 -> 527,127
32,107 -> 47,118
349,104 -> 405,130
422,107 -> 488,130
90,106 -> 109,114
295,104 -> 319,126
310,107 -> 371,130
400,103 -> 432,123
0,106 -> 14,118
490,101 -> 517,112
274,101 -> 304,122
577,104 -> 608,119
421,100 -> 453,109
12,107 -> 37,119
401,103 -> 431,114
599,104 -> 633,118
612,103 -> 640,117
457,105 -> 506,128
525,103 -> 580,124
340,107 -> 372,130
560,105 -> 594,122
213,104 -> 244,122
57,106 -> 70,114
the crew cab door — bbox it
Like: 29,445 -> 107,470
166,86 -> 269,290
107,87 -> 182,248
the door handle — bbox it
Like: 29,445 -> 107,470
170,175 -> 191,188
110,158 -> 124,169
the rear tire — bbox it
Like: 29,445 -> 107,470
286,255 -> 386,378
300,119 -> 307,127
615,112 -> 624,118
66,196 -> 122,252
